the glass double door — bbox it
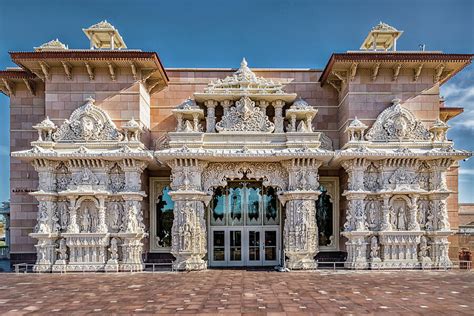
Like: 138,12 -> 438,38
210,227 -> 279,267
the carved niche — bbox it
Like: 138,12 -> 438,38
363,163 -> 380,191
108,163 -> 125,192
77,200 -> 99,233
389,196 -> 410,231
215,96 -> 275,133
55,162 -> 71,191
388,167 -> 418,191
53,97 -> 123,142
365,199 -> 381,230
365,99 -> 431,142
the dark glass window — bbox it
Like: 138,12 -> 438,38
316,186 -> 333,246
156,186 -> 174,247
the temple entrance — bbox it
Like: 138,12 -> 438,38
208,181 -> 281,267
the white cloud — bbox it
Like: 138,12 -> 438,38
441,65 -> 474,131
459,168 -> 474,176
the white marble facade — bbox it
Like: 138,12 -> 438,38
13,61 -> 470,272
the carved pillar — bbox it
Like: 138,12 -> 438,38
30,193 -> 59,272
408,194 -> 420,231
305,114 -> 313,132
192,113 -> 200,132
29,160 -> 59,272
168,158 -> 209,270
205,100 -> 218,132
341,159 -> 371,269
280,159 -> 321,269
221,100 -> 233,116
427,192 -> 452,268
380,193 -> 393,231
97,195 -> 108,233
258,100 -> 269,113
175,113 -> 183,132
272,100 -> 285,133
66,196 -> 79,233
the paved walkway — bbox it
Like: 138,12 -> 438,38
0,270 -> 472,315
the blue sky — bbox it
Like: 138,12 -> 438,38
0,0 -> 473,202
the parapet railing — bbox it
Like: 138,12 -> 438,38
314,260 -> 472,271
12,260 -> 472,274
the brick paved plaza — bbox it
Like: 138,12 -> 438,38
0,270 -> 472,315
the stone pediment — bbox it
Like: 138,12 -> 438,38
366,99 -> 431,142
204,58 -> 285,95
53,97 -> 123,142
215,96 -> 275,133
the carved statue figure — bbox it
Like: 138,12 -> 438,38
389,206 -> 397,229
37,205 -> 50,233
57,238 -> 68,261
368,202 -> 377,228
397,206 -> 406,230
111,203 -> 121,230
59,203 -> 68,230
109,237 -> 119,261
417,201 -> 427,227
419,236 -> 429,258
81,207 -> 91,233
370,236 -> 379,259
126,204 -> 139,233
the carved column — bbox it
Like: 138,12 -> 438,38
280,159 -> 321,269
272,100 -> 285,133
168,158 -> 209,270
341,159 -> 371,269
66,196 -> 79,233
221,100 -> 233,116
427,192 -> 452,268
205,100 -> 218,132
97,195 -> 108,233
175,113 -> 183,132
408,194 -> 420,231
258,100 -> 269,116
29,160 -> 60,272
380,193 -> 393,231
30,193 -> 59,272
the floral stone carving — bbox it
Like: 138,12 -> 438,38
366,99 -> 431,142
215,96 -> 275,133
53,97 -> 123,142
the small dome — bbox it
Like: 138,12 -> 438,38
291,98 -> 311,109
123,117 -> 140,129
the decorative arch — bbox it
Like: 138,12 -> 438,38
76,195 -> 100,209
365,99 -> 431,142
53,97 -> 123,142
201,162 -> 288,194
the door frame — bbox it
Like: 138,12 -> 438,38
209,226 -> 280,267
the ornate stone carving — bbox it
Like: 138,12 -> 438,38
204,58 -> 285,95
388,168 -> 418,190
365,99 -> 431,142
171,199 -> 207,270
215,96 -> 275,133
202,162 -> 288,194
108,163 -> 125,192
53,97 -> 123,142
319,132 -> 334,150
283,199 -> 318,269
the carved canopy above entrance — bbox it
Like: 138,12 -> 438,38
201,162 -> 289,194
